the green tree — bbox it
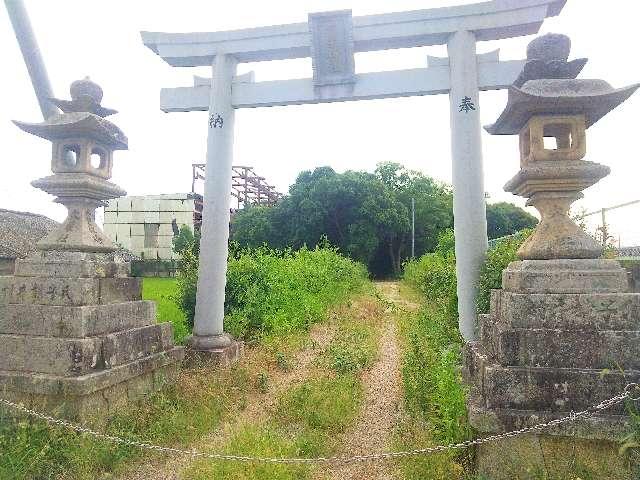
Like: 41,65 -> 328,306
230,164 -> 454,277
485,202 -> 538,239
374,162 -> 453,274
231,167 -> 411,276
172,225 -> 200,255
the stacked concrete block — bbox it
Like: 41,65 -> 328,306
103,193 -> 199,260
464,260 -> 640,478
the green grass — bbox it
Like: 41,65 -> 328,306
394,283 -> 472,480
184,425 -> 313,480
321,319 -> 377,376
276,376 -> 362,434
142,277 -> 189,343
184,375 -> 363,480
182,296 -> 381,480
0,368 -> 243,480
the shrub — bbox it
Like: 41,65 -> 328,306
172,225 -> 200,256
400,306 -> 468,445
403,229 -> 457,319
175,244 -> 368,339
174,246 -> 199,329
476,229 -> 532,314
401,229 -> 469,447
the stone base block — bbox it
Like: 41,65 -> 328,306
0,276 -> 142,306
479,318 -> 640,370
0,323 -> 174,376
0,347 -> 184,423
482,362 -> 638,414
475,433 -> 639,480
0,301 -> 155,337
468,403 -> 633,440
184,340 -> 244,368
503,259 -> 629,294
490,290 -> 640,331
14,250 -> 130,278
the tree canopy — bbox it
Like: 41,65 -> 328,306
229,163 -> 536,277
485,201 -> 537,240
231,163 -> 453,277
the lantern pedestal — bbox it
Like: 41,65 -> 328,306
465,34 -> 640,478
1,79 -> 184,422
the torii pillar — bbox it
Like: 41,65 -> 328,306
448,30 -> 488,341
186,53 -> 239,358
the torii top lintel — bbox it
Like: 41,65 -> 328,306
141,0 -> 565,67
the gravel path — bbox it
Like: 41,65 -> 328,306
116,285 -> 415,480
116,320 -> 337,480
316,282 -> 406,480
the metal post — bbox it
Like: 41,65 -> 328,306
411,197 -> 415,259
601,208 -> 608,246
5,0 -> 58,120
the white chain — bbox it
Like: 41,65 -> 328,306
1,383 -> 638,465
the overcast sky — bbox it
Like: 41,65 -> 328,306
1,0 -> 639,244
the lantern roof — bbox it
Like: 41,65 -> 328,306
13,112 -> 128,150
486,78 -> 639,135
12,78 -> 127,150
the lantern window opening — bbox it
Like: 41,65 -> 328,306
62,144 -> 81,168
90,147 -> 107,170
542,122 -> 574,152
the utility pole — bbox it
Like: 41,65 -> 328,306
411,197 -> 415,259
580,199 -> 640,247
5,0 -> 58,120
600,208 -> 608,247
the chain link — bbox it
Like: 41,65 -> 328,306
0,383 -> 637,465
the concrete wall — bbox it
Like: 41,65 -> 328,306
104,194 -> 197,260
619,258 -> 640,293
0,258 -> 14,275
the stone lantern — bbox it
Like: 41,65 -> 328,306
464,35 -> 640,479
1,79 -> 184,422
487,78 -> 637,260
14,77 -> 127,252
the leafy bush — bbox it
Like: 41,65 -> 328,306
403,229 -> 458,319
175,246 -> 199,329
400,307 -> 469,445
476,229 -> 532,314
176,244 -> 368,339
401,229 -> 469,451
398,227 -> 535,476
172,225 -> 200,256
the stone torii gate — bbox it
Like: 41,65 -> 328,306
141,0 -> 566,354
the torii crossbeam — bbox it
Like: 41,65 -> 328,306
142,0 -> 566,356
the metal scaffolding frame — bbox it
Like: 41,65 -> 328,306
192,164 -> 283,210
